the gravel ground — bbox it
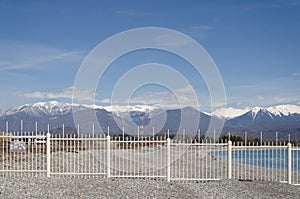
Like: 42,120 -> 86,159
1,177 -> 300,199
1,145 -> 300,198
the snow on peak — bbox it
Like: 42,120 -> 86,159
2,101 -> 300,119
248,105 -> 300,118
212,107 -> 250,119
250,106 -> 264,118
33,101 -> 70,109
212,104 -> 300,119
103,104 -> 160,114
33,101 -> 65,107
1,101 -> 163,117
267,104 -> 300,116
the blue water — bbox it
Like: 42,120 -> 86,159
210,149 -> 300,172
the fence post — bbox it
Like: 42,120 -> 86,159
107,135 -> 111,178
228,140 -> 232,179
167,138 -> 170,182
46,132 -> 51,177
287,143 -> 292,184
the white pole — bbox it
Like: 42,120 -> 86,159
167,138 -> 171,182
152,126 -> 155,138
77,124 -> 80,137
21,120 -> 23,133
167,129 -> 170,139
46,132 -> 51,177
62,124 -> 65,137
107,126 -> 110,136
35,121 -> 38,135
5,121 -> 8,133
107,135 -> 111,178
288,134 -> 291,143
228,140 -> 232,179
213,129 -> 216,143
122,126 -> 125,140
287,143 -> 292,184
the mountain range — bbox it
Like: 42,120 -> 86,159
0,101 -> 300,140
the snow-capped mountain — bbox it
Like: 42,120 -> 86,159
0,101 -> 300,140
266,104 -> 300,116
0,101 -> 123,133
0,101 -> 219,135
212,107 -> 251,119
2,101 -> 73,117
4,101 -> 299,120
1,101 -> 160,118
223,105 -> 300,140
213,104 -> 300,119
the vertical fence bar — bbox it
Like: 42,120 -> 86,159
287,143 -> 292,184
213,130 -> 215,143
6,121 -> 8,132
35,121 -> 38,134
228,140 -> 232,179
107,135 -> 110,178
46,132 -> 51,177
167,138 -> 170,182
21,120 -> 23,133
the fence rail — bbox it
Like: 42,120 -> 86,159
1,132 -> 300,185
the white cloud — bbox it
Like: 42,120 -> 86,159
293,73 -> 300,77
173,85 -> 194,95
0,41 -> 84,72
19,86 -> 94,102
153,33 -> 191,47
99,98 -> 110,103
211,101 -> 226,109
254,95 -> 264,100
236,101 -> 243,106
274,97 -> 297,103
128,86 -> 200,109
184,25 -> 214,40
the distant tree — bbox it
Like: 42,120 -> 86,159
218,135 -> 244,143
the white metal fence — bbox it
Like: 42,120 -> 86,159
0,133 -> 47,176
1,131 -> 300,185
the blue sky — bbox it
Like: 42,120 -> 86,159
0,0 -> 299,112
